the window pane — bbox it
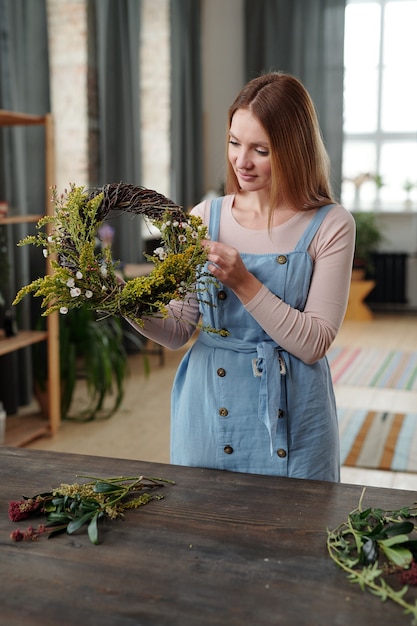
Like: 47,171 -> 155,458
384,1 -> 417,66
344,69 -> 379,132
381,69 -> 417,131
344,3 -> 381,67
343,1 -> 417,210
381,2 -> 417,131
342,141 -> 377,209
379,142 -> 417,206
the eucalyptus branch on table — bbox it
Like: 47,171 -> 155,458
327,487 -> 417,623
9,474 -> 175,545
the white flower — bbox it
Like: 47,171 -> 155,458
102,285 -> 108,291
173,220 -> 179,227
47,236 -> 54,243
66,278 -> 75,288
43,249 -> 48,258
100,265 -> 108,277
154,247 -> 167,260
70,287 -> 81,298
60,307 -> 68,314
178,234 -> 187,243
76,271 -> 83,279
191,231 -> 198,239
85,290 -> 93,299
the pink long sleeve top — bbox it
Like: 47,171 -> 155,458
128,195 -> 355,364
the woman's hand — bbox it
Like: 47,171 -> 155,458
203,240 -> 262,304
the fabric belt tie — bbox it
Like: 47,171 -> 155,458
253,341 -> 285,456
198,333 -> 285,456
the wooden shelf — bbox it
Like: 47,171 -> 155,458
0,110 -> 46,126
0,109 -> 60,445
0,214 -> 42,225
0,330 -> 48,356
4,412 -> 50,447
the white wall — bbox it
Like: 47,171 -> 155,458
140,0 -> 171,197
47,0 -> 89,192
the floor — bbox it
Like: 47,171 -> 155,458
26,312 -> 417,491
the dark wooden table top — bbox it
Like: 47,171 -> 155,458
1,446 -> 416,625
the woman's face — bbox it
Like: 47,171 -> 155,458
228,108 -> 272,192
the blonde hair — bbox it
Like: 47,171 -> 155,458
225,72 -> 335,222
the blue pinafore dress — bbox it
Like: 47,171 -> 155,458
171,197 -> 340,481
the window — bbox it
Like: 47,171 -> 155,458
342,0 -> 417,210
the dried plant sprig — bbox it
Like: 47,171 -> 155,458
12,183 -> 224,334
9,474 -> 175,545
327,488 -> 417,622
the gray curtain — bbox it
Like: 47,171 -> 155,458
170,0 -> 203,211
244,0 -> 346,200
0,0 -> 50,411
94,0 -> 143,262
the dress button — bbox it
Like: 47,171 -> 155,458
224,445 -> 233,454
218,290 -> 227,300
276,255 -> 287,265
219,407 -> 229,417
278,409 -> 284,418
277,448 -> 287,458
217,368 -> 226,377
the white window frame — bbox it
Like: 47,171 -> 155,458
342,0 -> 417,210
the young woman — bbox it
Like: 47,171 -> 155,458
129,72 -> 355,481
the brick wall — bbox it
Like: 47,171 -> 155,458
46,0 -> 170,196
47,0 -> 89,191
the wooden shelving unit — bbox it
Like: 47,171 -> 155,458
0,110 -> 60,445
0,329 -> 48,356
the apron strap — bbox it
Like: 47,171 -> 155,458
294,204 -> 335,252
208,196 -> 223,241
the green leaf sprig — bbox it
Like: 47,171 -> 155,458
327,488 -> 417,622
9,474 -> 175,545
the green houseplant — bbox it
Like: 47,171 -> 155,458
33,306 -> 147,421
352,211 -> 384,279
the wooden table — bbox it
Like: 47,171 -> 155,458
1,447 -> 416,625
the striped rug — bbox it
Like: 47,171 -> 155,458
328,347 -> 417,390
338,408 -> 417,472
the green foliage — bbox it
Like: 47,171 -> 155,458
60,307 -> 128,421
327,488 -> 417,622
0,225 -> 9,306
352,211 -> 384,273
9,474 -> 175,545
33,306 -> 137,421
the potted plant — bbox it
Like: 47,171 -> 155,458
33,306 -> 147,421
352,211 -> 384,280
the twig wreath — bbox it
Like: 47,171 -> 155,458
13,182 -> 221,332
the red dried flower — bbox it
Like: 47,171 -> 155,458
8,498 -> 43,522
399,559 -> 417,586
10,524 -> 48,542
10,529 -> 24,542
